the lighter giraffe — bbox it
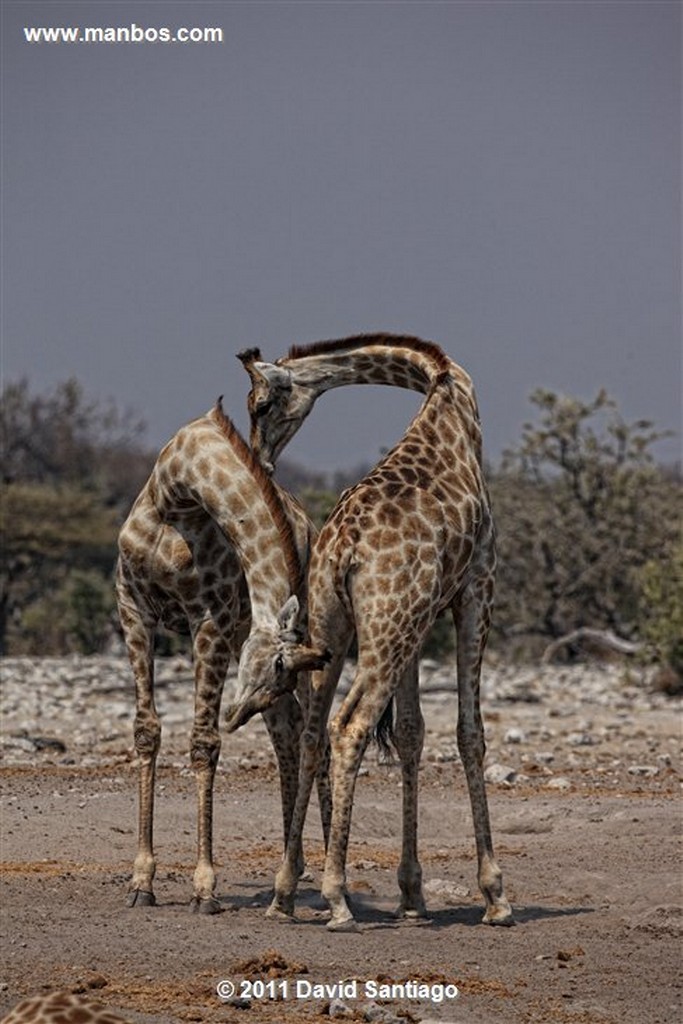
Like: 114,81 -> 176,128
0,991 -> 131,1024
117,399 -> 328,913
230,335 -> 513,930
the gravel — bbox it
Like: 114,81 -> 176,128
1,655 -> 679,787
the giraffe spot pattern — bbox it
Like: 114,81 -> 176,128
0,990 -> 133,1023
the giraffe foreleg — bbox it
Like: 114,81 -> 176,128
262,693 -> 303,874
296,672 -> 332,850
189,626 -> 229,914
393,661 -> 427,920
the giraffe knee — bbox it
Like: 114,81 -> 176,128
133,716 -> 160,758
190,732 -> 221,771
457,720 -> 485,760
394,718 -> 424,760
301,725 -> 326,757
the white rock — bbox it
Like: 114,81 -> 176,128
567,732 -> 596,746
544,776 -> 572,791
484,763 -> 517,784
423,878 -> 470,904
535,751 -> 555,764
329,999 -> 352,1019
364,1003 -> 404,1023
504,727 -> 526,744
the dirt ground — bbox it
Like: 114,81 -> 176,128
1,658 -> 681,1024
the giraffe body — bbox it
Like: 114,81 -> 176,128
0,991 -> 131,1024
116,401 -> 327,912
234,336 -> 513,930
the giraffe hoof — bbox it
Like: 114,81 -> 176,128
126,889 -> 156,908
190,896 -> 222,915
326,916 -> 360,933
395,905 -> 429,921
265,900 -> 295,921
482,905 -> 515,927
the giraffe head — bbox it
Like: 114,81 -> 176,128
237,348 -> 316,472
225,595 -> 330,732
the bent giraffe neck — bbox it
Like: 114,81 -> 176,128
158,403 -> 301,623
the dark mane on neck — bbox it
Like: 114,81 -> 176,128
212,399 -> 303,594
286,333 -> 451,374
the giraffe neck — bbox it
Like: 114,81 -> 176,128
243,334 -> 481,471
156,403 -> 300,624
280,334 -> 459,396
400,369 -> 483,465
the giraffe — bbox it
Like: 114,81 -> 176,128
0,991 -> 131,1024
116,398 -> 328,914
230,334 -> 514,931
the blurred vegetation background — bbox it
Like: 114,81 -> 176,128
1,378 -> 680,682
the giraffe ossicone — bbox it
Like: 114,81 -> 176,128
235,334 -> 514,931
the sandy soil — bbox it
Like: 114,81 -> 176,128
1,658 -> 681,1024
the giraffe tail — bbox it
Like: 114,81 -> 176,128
374,697 -> 396,762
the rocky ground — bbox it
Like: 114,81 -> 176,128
0,655 -> 681,1023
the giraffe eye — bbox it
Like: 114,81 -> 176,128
274,654 -> 285,674
255,399 -> 273,419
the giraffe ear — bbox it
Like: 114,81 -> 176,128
236,347 -> 262,364
236,348 -> 264,385
277,595 -> 300,636
290,644 -> 332,673
237,351 -> 291,390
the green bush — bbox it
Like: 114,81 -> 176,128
19,569 -> 116,655
489,390 -> 679,657
639,538 -> 683,675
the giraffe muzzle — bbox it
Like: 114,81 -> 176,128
224,693 -> 271,733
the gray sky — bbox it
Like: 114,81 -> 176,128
2,1 -> 680,472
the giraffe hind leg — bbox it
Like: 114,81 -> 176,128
393,660 -> 428,920
267,652 -> 343,920
452,588 -> 514,926
322,659 -> 402,932
119,594 -> 159,908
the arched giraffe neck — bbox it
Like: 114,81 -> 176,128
279,334 -> 456,395
241,334 -> 479,472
